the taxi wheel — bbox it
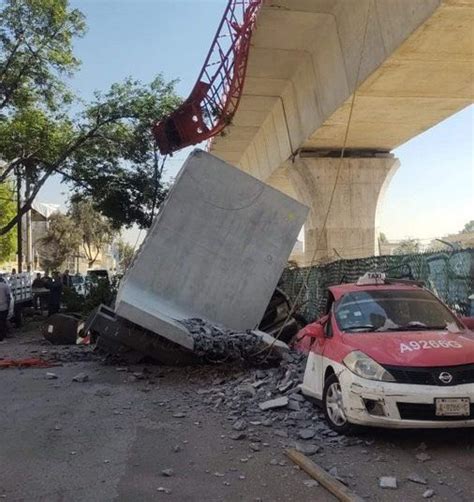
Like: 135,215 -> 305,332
323,374 -> 356,435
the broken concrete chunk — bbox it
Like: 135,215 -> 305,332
45,372 -> 58,380
303,480 -> 319,488
295,443 -> 320,456
72,373 -> 89,383
232,419 -> 247,431
379,477 -> 398,489
416,453 -> 432,462
407,473 -> 428,485
423,489 -> 435,499
230,432 -> 246,441
114,149 -> 308,349
161,469 -> 174,477
258,397 -> 288,411
287,400 -> 301,411
298,428 -> 316,440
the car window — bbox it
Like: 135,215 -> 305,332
335,289 -> 463,333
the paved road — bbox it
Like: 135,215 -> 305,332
0,327 -> 473,502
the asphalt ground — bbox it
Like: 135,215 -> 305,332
0,322 -> 473,502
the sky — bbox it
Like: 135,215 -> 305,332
39,0 -> 473,245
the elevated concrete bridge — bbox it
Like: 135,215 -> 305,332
210,0 -> 473,264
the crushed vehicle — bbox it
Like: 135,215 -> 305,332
295,272 -> 474,433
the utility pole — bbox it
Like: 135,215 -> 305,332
16,167 -> 22,273
25,171 -> 33,271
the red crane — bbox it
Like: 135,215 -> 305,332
153,0 -> 262,155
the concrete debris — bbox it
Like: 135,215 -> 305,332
230,432 -> 247,441
303,480 -> 319,488
379,476 -> 398,489
161,469 -> 174,477
295,443 -> 320,456
45,372 -> 58,380
72,373 -> 89,383
258,397 -> 289,411
416,453 -> 432,462
232,419 -> 247,431
180,318 -> 287,364
114,149 -> 308,342
298,428 -> 316,440
157,487 -> 172,494
173,412 -> 186,418
423,489 -> 435,498
407,473 -> 428,485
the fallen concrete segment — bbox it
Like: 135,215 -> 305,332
115,149 -> 308,349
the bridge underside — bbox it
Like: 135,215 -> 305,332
210,0 -> 473,264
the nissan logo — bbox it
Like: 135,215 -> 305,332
438,372 -> 453,384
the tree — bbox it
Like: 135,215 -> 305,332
70,201 -> 115,268
394,238 -> 420,255
37,212 -> 80,271
0,76 -> 180,236
461,220 -> 474,234
116,239 -> 135,272
0,0 -> 85,115
0,179 -> 16,262
0,0 -> 180,237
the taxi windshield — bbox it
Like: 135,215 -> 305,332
335,289 -> 463,333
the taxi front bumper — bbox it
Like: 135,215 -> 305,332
338,367 -> 474,428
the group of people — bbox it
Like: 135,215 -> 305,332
0,268 -> 73,341
32,269 -> 74,316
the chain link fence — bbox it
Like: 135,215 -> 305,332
280,249 -> 474,322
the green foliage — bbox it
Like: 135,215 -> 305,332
461,220 -> 474,234
67,76 -> 180,229
0,75 -> 181,236
69,200 -> 115,267
0,0 -> 85,114
394,238 -> 420,255
62,281 -> 117,315
37,211 -> 80,271
82,280 -> 115,314
0,179 -> 16,261
0,1 -> 181,237
62,285 -> 84,313
116,239 -> 135,272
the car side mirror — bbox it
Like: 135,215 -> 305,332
307,315 -> 329,339
306,324 -> 325,339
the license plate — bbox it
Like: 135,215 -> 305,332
435,398 -> 470,416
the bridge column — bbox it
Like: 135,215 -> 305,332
286,154 -> 399,265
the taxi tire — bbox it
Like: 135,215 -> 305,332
323,374 -> 357,435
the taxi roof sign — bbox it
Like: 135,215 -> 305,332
357,272 -> 386,286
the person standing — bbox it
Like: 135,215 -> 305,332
0,277 -> 12,341
46,271 -> 63,317
62,269 -> 72,289
32,273 -> 44,310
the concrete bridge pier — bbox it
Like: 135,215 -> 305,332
269,153 -> 400,265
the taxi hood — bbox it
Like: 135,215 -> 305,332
341,330 -> 474,367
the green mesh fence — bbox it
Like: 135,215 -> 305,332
280,249 -> 474,322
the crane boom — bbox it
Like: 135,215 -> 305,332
153,0 -> 262,155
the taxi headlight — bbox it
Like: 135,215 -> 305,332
343,351 -> 395,382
